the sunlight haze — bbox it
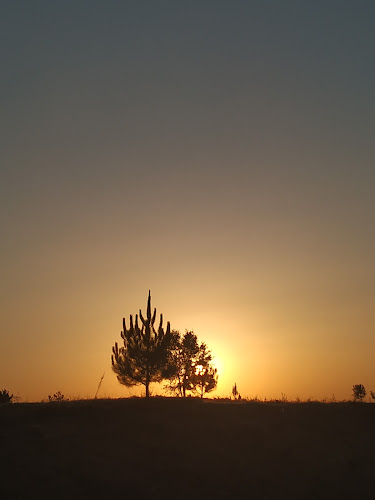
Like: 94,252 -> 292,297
1,1 -> 374,402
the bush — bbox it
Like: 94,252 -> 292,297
48,391 -> 66,402
0,389 -> 14,404
352,384 -> 366,401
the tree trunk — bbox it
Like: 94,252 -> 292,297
145,370 -> 150,398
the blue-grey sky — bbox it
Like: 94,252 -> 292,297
1,1 -> 375,400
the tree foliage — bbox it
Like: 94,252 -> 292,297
352,384 -> 366,401
165,331 -> 218,398
191,343 -> 218,398
112,291 -> 172,397
165,330 -> 200,397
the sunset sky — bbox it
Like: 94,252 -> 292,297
1,1 -> 375,402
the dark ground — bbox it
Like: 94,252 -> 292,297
0,398 -> 374,499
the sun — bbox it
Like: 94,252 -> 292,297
212,355 -> 224,378
195,364 -> 205,375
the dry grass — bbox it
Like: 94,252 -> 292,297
1,398 -> 374,499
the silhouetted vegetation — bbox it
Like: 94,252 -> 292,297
232,382 -> 238,399
0,389 -> 13,404
371,391 -> 375,402
165,330 -> 218,397
112,291 -> 172,397
191,343 -> 218,398
352,384 -> 366,401
48,391 -> 66,402
94,372 -> 105,399
232,382 -> 242,400
165,330 -> 199,396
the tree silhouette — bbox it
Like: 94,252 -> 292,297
112,291 -> 172,398
191,343 -> 218,398
232,383 -> 239,400
165,330 -> 200,397
352,384 -> 366,401
165,331 -> 218,398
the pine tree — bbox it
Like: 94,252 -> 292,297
111,291 -> 172,398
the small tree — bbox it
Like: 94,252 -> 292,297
191,343 -> 218,398
0,389 -> 14,404
165,330 -> 200,397
352,384 -> 366,402
112,291 -> 172,398
232,383 -> 239,400
165,331 -> 218,398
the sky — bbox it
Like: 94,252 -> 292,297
1,1 -> 375,402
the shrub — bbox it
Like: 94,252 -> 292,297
232,383 -> 241,400
0,389 -> 14,404
48,391 -> 66,402
352,384 -> 366,402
